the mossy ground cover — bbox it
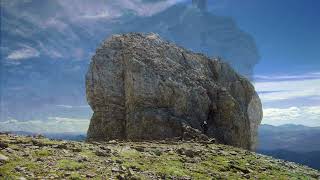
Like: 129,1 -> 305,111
0,134 -> 319,179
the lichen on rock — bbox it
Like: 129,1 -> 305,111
86,33 -> 263,150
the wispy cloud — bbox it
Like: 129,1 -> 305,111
254,72 -> 320,103
0,117 -> 90,133
255,72 -> 320,82
255,72 -> 320,126
7,45 -> 40,60
262,106 -> 320,127
57,0 -> 183,21
56,105 -> 90,109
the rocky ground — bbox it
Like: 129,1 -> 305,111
0,133 -> 319,179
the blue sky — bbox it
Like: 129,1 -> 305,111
0,0 -> 319,132
207,0 -> 320,74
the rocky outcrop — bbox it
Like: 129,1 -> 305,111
2,134 -> 319,179
86,33 -> 262,150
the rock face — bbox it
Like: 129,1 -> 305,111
86,33 -> 262,150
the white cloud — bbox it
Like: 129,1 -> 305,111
7,46 -> 40,60
42,18 -> 69,32
262,106 -> 320,127
114,0 -> 183,16
56,105 -> 90,109
57,0 -> 183,21
0,117 -> 90,133
254,73 -> 320,102
38,41 -> 63,59
80,11 -> 117,20
255,72 -> 320,126
255,72 -> 320,81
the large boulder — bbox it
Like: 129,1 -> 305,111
86,33 -> 262,150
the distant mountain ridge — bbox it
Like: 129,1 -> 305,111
258,124 -> 320,152
3,131 -> 86,141
258,124 -> 320,170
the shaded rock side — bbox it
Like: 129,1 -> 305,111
86,33 -> 262,150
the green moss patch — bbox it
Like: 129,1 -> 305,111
56,160 -> 85,171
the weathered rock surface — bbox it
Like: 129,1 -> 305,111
86,33 -> 263,150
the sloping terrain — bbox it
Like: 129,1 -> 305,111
0,134 -> 319,179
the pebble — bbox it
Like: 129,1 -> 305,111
112,167 -> 121,173
244,174 -> 250,179
230,151 -> 238,155
86,173 -> 96,178
95,149 -> 110,157
0,142 -> 9,149
0,154 -> 9,162
108,140 -> 117,144
5,147 -> 14,153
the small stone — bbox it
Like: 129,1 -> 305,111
86,173 -> 96,178
120,165 -> 126,171
260,167 -> 267,171
133,146 -> 144,152
48,161 -> 55,166
15,166 -> 24,172
57,144 -> 68,149
128,165 -> 140,171
180,176 -> 192,180
116,174 -> 125,180
99,146 -> 111,152
219,151 -> 229,156
244,174 -> 250,179
31,139 -> 45,147
113,151 -> 120,157
5,147 -> 14,153
36,157 -> 44,162
72,148 -> 82,152
95,149 -> 110,157
152,149 -> 162,156
104,159 -> 113,164
0,154 -> 9,162
108,140 -> 117,144
230,151 -> 238,155
112,167 -> 121,173
0,142 -> 9,149
51,145 -> 59,148
128,168 -> 135,176
29,146 -> 39,149
90,141 -> 101,145
77,156 -> 88,162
